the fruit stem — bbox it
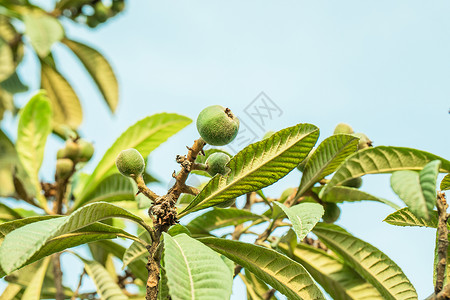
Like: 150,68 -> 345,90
134,175 -> 159,201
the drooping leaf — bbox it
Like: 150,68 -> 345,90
324,147 -> 450,193
0,203 -> 22,221
163,233 -> 233,300
180,123 -> 319,217
186,207 -> 264,235
81,173 -> 136,206
241,270 -> 276,300
313,223 -> 417,300
278,242 -> 383,300
1,72 -> 28,94
390,160 -> 441,220
440,174 -> 450,191
274,202 -> 324,241
77,255 -> 128,300
0,283 -> 22,299
63,39 -> 119,112
23,12 -> 64,58
200,237 -> 325,300
91,240 -> 148,283
297,134 -> 358,197
0,202 -> 145,274
122,231 -> 151,270
74,113 -> 191,209
16,91 -> 52,209
0,37 -> 14,82
40,62 -> 83,129
383,207 -> 438,228
21,256 -> 50,300
321,186 -> 400,210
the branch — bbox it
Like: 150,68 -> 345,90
134,175 -> 159,201
52,253 -> 65,300
436,192 -> 449,294
71,269 -> 86,300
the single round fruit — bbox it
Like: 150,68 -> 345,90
56,158 -> 74,180
94,2 -> 108,22
86,15 -> 99,28
115,148 -> 145,177
342,177 -> 363,188
64,140 -> 80,161
353,133 -> 372,150
297,148 -> 316,172
78,139 -> 94,162
56,148 -> 66,159
322,203 -> 341,223
206,152 -> 231,176
333,123 -> 354,135
196,105 -> 239,146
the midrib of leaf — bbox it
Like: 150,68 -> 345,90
173,238 -> 195,300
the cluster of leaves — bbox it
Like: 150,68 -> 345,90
0,89 -> 449,299
0,0 -> 121,136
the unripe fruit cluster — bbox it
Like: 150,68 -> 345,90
196,105 -> 239,146
333,123 -> 372,150
115,148 -> 145,177
57,139 -> 94,163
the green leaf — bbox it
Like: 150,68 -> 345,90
313,223 -> 417,300
297,134 -> 358,197
200,237 -> 325,300
1,72 -> 28,94
186,207 -> 264,235
278,242 -> 383,300
241,270 -> 276,300
383,207 -> 438,228
0,216 -> 59,246
324,147 -> 450,193
92,240 -> 148,283
163,233 -> 233,300
62,39 -> 119,112
81,174 -> 136,206
390,160 -> 441,220
77,255 -> 128,300
0,203 -> 22,221
122,231 -> 151,270
1,222 -> 137,277
74,113 -> 191,210
0,37 -> 14,82
180,123 -> 319,217
158,266 -> 170,300
274,202 -> 323,241
16,91 -> 52,209
23,12 -> 64,58
41,62 -> 83,129
0,283 -> 22,299
21,256 -> 50,300
0,202 -> 145,274
321,186 -> 400,210
440,174 -> 450,191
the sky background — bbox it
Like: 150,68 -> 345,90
1,0 -> 450,299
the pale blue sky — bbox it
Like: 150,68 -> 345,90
1,1 -> 450,298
